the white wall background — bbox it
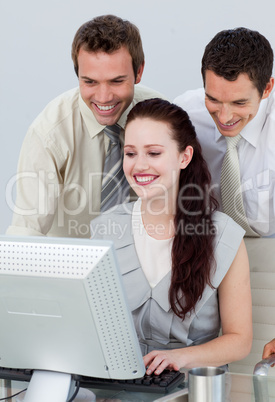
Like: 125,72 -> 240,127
1,0 -> 274,234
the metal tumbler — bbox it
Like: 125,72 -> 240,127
188,367 -> 225,402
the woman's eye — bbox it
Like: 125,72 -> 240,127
125,152 -> 135,157
149,152 -> 161,157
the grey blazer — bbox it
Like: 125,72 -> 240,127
90,203 -> 245,355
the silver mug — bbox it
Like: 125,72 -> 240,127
188,366 -> 225,402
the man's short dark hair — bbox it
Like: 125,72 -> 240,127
201,27 -> 274,96
71,14 -> 144,79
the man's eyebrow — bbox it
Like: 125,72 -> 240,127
80,75 -> 93,81
205,92 -> 217,101
205,92 -> 249,103
111,75 -> 128,80
233,98 -> 249,103
80,75 -> 128,81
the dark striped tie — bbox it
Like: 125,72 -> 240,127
100,124 -> 129,212
221,134 -> 259,237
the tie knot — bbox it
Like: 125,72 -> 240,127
225,134 -> 242,150
104,124 -> 121,144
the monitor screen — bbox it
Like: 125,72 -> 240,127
0,235 -> 145,400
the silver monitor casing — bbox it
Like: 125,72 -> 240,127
0,235 -> 145,380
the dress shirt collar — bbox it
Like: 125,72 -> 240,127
78,93 -> 105,139
78,92 -> 131,138
214,96 -> 269,148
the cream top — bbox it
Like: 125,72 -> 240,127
132,198 -> 172,287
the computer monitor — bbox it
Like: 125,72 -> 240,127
0,235 -> 145,401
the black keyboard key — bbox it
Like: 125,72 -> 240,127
143,376 -> 153,385
153,376 -> 161,384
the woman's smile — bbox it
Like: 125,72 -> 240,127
134,174 -> 159,185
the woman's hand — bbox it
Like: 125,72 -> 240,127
143,349 -> 182,375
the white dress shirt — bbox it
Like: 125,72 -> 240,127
174,88 -> 275,237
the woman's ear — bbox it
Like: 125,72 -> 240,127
180,146 -> 193,169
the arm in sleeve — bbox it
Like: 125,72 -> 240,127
6,128 -> 65,236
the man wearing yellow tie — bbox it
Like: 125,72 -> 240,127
175,28 -> 275,237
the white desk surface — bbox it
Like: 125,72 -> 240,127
1,371 -> 275,401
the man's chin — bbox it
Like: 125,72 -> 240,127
93,111 -> 122,127
94,114 -> 119,127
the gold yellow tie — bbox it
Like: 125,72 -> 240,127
221,134 -> 259,237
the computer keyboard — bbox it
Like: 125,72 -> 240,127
0,367 -> 33,382
0,366 -> 185,394
76,369 -> 186,393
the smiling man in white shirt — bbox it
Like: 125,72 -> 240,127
175,27 -> 275,237
6,15 -> 165,238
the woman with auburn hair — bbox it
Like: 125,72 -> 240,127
90,98 -> 252,374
